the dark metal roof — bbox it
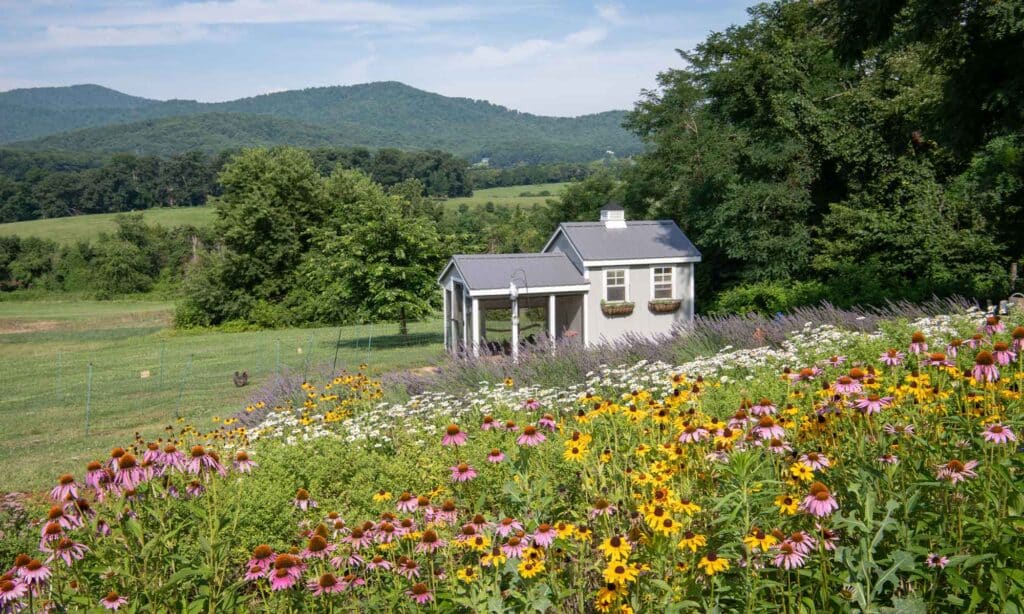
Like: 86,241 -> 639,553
442,253 -> 587,291
601,201 -> 624,211
555,220 -> 702,261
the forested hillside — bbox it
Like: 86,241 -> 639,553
0,82 -> 640,164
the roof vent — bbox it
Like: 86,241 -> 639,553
600,201 -> 626,229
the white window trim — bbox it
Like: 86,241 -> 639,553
604,268 -> 629,302
650,265 -> 675,300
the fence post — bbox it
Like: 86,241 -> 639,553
175,354 -> 193,420
158,342 -> 165,389
55,351 -> 63,402
84,362 -> 93,436
364,323 -> 374,366
275,339 -> 281,375
302,333 -> 315,378
332,327 -> 343,373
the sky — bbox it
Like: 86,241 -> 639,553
0,0 -> 753,117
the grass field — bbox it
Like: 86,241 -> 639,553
0,184 -> 569,245
0,299 -> 444,491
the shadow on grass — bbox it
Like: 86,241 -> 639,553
335,331 -> 443,350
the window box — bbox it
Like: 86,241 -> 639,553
648,299 -> 682,314
601,300 -> 635,317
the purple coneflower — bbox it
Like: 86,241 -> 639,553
46,504 -> 82,530
340,573 -> 365,590
308,573 -> 344,595
909,331 -> 928,354
589,498 -> 617,518
500,535 -> 528,559
517,425 -> 546,446
159,444 -> 187,471
143,442 -> 162,464
854,394 -> 893,416
270,568 -> 298,591
785,531 -> 817,555
982,423 -> 1016,445
750,398 -> 776,416
427,500 -> 459,524
395,492 -> 417,513
972,351 -> 1000,383
926,553 -> 949,569
946,338 -> 962,358
50,474 -> 79,502
495,517 -> 523,537
833,376 -> 861,395
480,415 -> 498,430
301,535 -> 335,559
468,513 -> 492,532
43,537 -> 88,567
84,461 -> 106,489
114,454 -> 146,490
983,315 -> 1004,335
293,488 -> 317,511
537,413 -> 557,430
799,452 -> 831,471
486,448 -> 505,463
789,367 -> 822,382
247,545 -> 275,572
1012,326 -> 1024,352
100,590 -> 129,610
523,398 -> 541,411
879,349 -> 904,366
801,482 -> 838,517
415,529 -> 446,554
17,559 -> 50,586
186,480 -> 205,498
816,525 -> 840,551
771,543 -> 806,570
407,582 -> 434,605
342,527 -> 373,550
396,557 -> 420,579
233,451 -> 257,473
244,565 -> 266,581
441,424 -> 468,447
678,423 -> 710,443
877,454 -> 899,465
825,355 -> 846,368
924,352 -> 953,368
0,576 -> 28,604
366,555 -> 392,571
375,522 -> 398,544
992,342 -> 1016,366
753,416 -> 785,440
450,463 -> 478,483
936,459 -> 979,484
532,523 -> 557,547
187,445 -> 226,476
765,438 -> 792,455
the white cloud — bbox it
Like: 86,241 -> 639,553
460,26 -> 608,68
596,4 -> 625,25
42,24 -> 219,48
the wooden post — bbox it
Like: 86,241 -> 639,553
548,294 -> 557,352
471,298 -> 480,358
442,287 -> 450,352
511,296 -> 520,363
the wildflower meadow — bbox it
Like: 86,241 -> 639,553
3,306 -> 1024,612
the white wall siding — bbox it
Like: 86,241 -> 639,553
545,232 -> 584,273
585,263 -> 695,344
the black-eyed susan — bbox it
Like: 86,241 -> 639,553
372,490 -> 392,503
456,566 -> 478,583
602,562 -> 640,584
697,552 -> 730,576
563,445 -> 587,462
677,531 -> 706,553
775,494 -> 799,515
518,558 -> 545,579
598,535 -> 631,560
743,528 -> 777,551
790,462 -> 814,482
653,516 -> 681,536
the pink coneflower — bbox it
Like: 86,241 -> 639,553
293,488 -> 317,511
375,522 -> 398,543
244,565 -> 266,581
500,535 -> 528,559
982,423 -> 1016,445
427,500 -> 459,524
394,518 -> 417,538
877,454 -> 899,465
924,352 -> 953,368
909,331 -> 928,354
501,420 -> 519,432
789,367 -> 822,382
1012,326 -> 1024,352
765,438 -> 792,455
114,453 -> 146,490
992,341 -> 1016,365
517,425 -> 546,446
301,535 -> 335,559
883,423 -> 915,436
854,394 -> 893,416
825,355 -> 846,368
441,424 -> 468,447
43,537 -> 88,567
46,504 -> 82,530
537,413 -> 557,430
753,416 -> 785,440
589,498 -> 618,518
97,519 -> 112,537
366,555 -> 392,571
248,545 -> 276,572
450,463 -> 478,482
85,461 -> 106,489
678,423 -> 710,443
983,315 -> 1004,335
771,543 -> 806,570
186,480 -> 205,498
785,531 -> 817,555
523,398 -> 541,411
233,451 -> 257,473
395,492 -> 417,513
17,559 -> 50,586
833,376 -> 861,395
879,349 -> 905,366
946,338 -> 963,358
0,576 -> 28,604
159,444 -> 187,471
187,445 -> 226,476
495,517 -> 523,537
100,590 -> 129,610
270,568 -> 298,591
340,573 -> 365,590
800,452 -> 831,471
330,552 -> 364,569
801,482 -> 839,517
406,582 -> 433,605
143,442 -> 162,464
396,557 -> 420,579
750,398 -> 777,416
415,529 -> 446,553
342,526 -> 373,551
480,415 -> 498,430
50,474 -> 79,502
816,525 -> 839,551
39,523 -> 62,552
308,573 -> 344,595
486,448 -> 505,463
532,523 -> 557,547
936,459 -> 979,484
972,351 -> 1000,383
926,553 -> 949,569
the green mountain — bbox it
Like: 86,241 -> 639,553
0,82 -> 640,164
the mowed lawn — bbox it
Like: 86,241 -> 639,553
0,184 -> 569,245
0,299 -> 443,491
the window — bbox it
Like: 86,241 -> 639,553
652,266 -> 674,299
605,269 -> 626,302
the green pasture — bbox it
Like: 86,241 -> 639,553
0,299 -> 443,491
443,182 -> 567,209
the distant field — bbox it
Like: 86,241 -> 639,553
0,183 -> 568,245
0,299 -> 443,491
0,207 -> 217,245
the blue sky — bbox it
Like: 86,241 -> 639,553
0,0 -> 753,116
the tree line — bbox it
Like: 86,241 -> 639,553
0,147 -> 475,223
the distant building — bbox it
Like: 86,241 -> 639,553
437,202 -> 701,355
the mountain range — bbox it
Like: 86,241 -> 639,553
0,82 -> 641,165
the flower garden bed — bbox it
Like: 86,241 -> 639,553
3,306 -> 1024,611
